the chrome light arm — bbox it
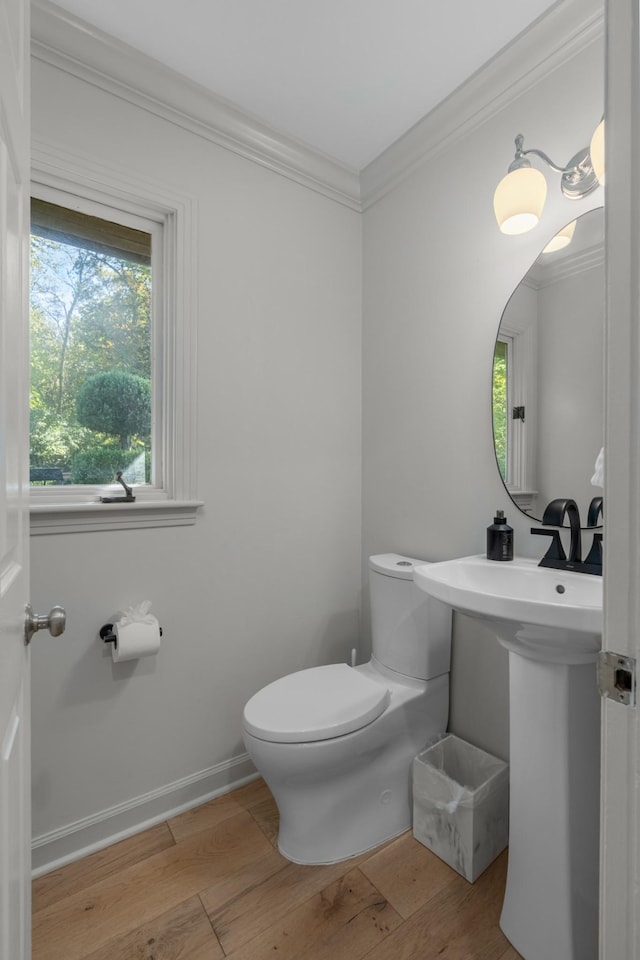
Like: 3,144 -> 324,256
508,134 -> 599,199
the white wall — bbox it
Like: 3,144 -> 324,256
30,53 -> 362,864
361,30 -> 604,760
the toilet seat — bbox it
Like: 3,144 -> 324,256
243,663 -> 390,743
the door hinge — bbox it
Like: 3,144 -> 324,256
598,651 -> 636,706
512,406 -> 525,422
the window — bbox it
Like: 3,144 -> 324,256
492,336 -> 511,483
30,198 -> 157,489
29,153 -> 199,534
492,326 -> 536,513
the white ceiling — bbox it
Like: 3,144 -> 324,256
50,0 -> 560,170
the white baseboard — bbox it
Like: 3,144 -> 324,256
32,752 -> 258,877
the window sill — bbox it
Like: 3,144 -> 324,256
30,498 -> 204,535
508,489 -> 538,514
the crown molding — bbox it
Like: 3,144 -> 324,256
32,0 -> 604,215
360,0 -> 604,209
31,0 -> 361,211
525,241 -> 604,289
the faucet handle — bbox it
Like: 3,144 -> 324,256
584,532 -> 603,572
531,527 -> 567,565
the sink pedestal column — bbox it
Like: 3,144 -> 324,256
499,633 -> 600,960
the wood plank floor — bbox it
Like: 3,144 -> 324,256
33,779 -> 523,960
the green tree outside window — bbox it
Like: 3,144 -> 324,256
493,340 -> 508,482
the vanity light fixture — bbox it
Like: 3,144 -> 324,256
494,122 -> 604,235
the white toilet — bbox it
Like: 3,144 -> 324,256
242,554 -> 452,864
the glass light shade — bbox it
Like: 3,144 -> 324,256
590,120 -> 605,185
542,219 -> 576,254
494,166 -> 547,234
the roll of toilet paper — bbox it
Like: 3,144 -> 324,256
111,617 -> 161,662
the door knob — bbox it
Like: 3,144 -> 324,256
24,604 -> 66,645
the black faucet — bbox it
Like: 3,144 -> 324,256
531,497 -> 602,576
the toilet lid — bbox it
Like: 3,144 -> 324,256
243,664 -> 390,743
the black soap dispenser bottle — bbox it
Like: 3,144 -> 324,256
487,509 -> 514,561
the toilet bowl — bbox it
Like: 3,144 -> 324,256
242,554 -> 452,865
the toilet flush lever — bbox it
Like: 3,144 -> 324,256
24,604 -> 66,645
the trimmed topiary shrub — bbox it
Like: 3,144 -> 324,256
76,371 -> 151,449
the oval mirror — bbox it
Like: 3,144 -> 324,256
492,207 -> 604,526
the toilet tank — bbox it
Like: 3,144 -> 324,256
369,554 -> 451,680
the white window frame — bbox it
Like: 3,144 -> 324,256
31,187 -> 163,489
29,141 -> 201,534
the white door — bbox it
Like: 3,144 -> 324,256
600,0 -> 640,957
0,0 -> 31,957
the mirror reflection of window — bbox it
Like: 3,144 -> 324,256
493,338 -> 509,482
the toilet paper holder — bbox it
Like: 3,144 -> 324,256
100,623 -> 163,644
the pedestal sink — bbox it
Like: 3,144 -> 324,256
413,555 -> 602,960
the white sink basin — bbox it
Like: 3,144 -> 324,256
413,554 -> 602,637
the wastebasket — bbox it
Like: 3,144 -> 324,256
412,734 -> 509,882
